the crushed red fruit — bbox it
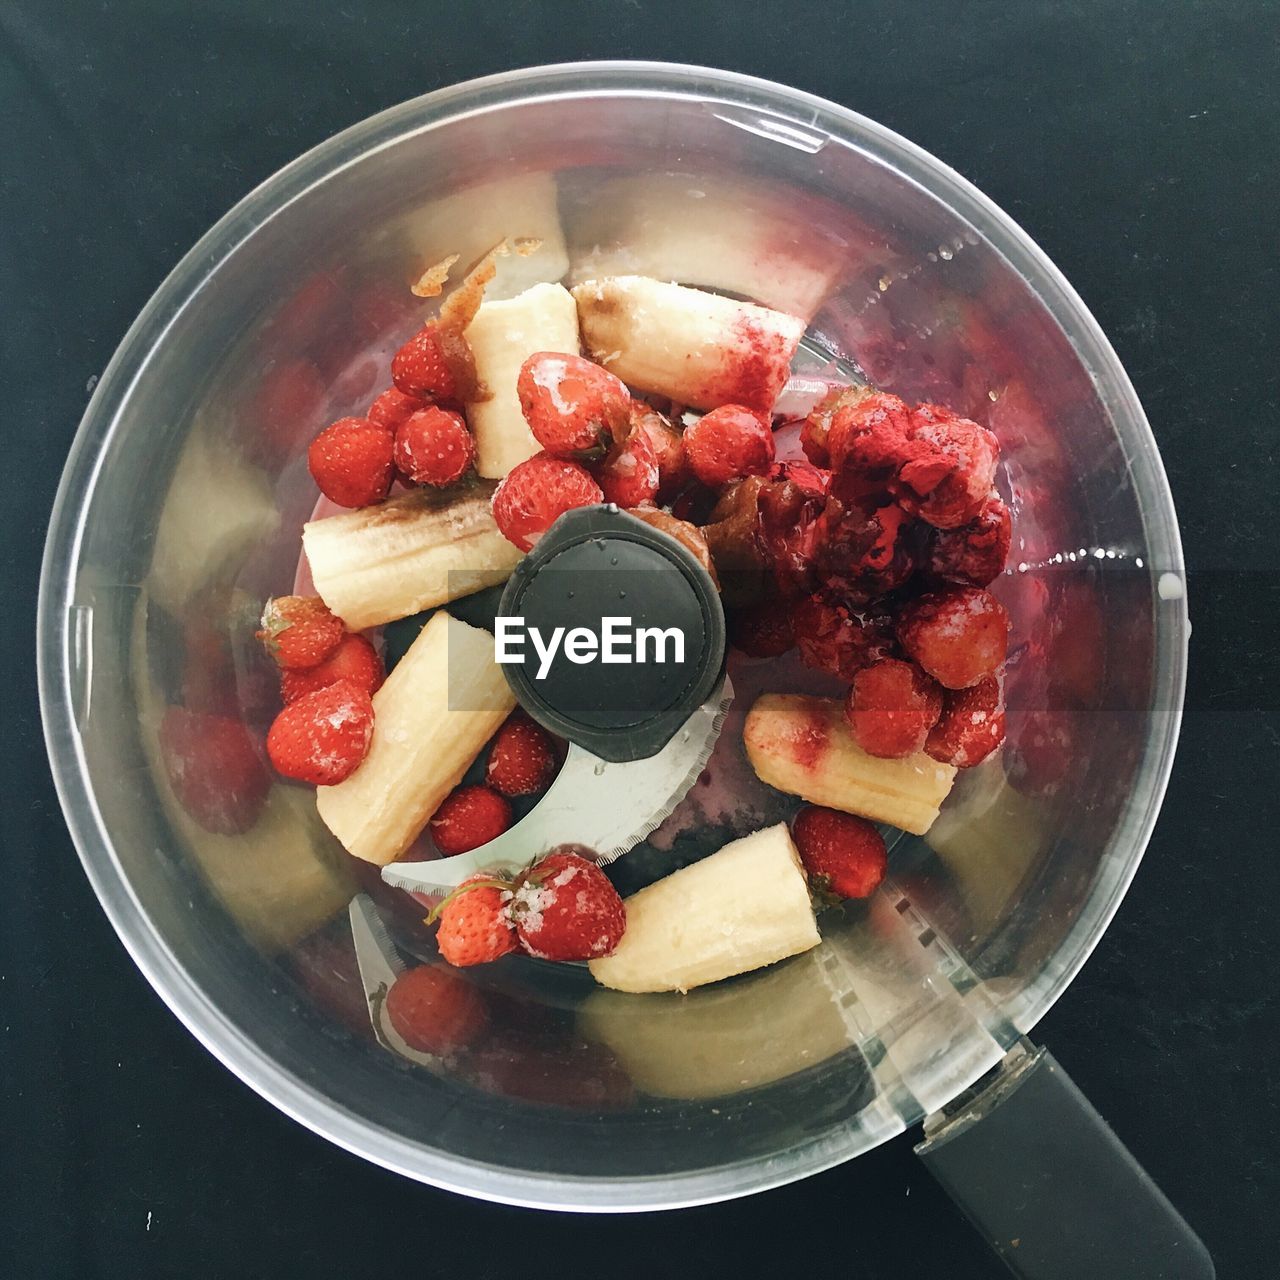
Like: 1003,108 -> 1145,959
793,595 -> 896,681
927,492 -> 1011,586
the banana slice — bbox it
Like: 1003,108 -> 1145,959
572,276 -> 805,413
744,693 -> 955,835
302,483 -> 521,630
588,823 -> 820,993
316,611 -> 516,864
464,281 -> 580,478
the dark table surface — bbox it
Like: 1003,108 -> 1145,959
3,2 -> 1276,1277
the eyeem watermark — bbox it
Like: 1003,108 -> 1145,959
495,616 -> 685,680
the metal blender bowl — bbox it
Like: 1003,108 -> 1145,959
39,63 -> 1201,1276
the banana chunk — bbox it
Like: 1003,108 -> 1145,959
744,693 -> 955,835
302,483 -> 521,631
589,823 -> 820,993
572,276 -> 805,413
316,611 -> 516,864
464,281 -> 580,478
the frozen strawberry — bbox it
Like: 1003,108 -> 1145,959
280,633 -> 384,703
728,600 -> 796,658
247,357 -> 327,463
927,493 -> 1011,586
791,806 -> 887,899
897,586 -> 1009,690
683,404 -> 776,489
629,404 -> 688,499
266,679 -> 374,785
925,673 -> 1006,768
846,658 -> 943,759
893,404 -> 999,529
433,876 -> 519,967
594,421 -> 659,507
429,784 -> 513,856
491,452 -> 603,552
393,406 -> 475,487
486,713 -> 558,797
385,964 -> 488,1055
308,416 -> 395,508
822,389 -> 913,483
367,386 -> 427,433
517,352 -> 631,457
257,595 -> 345,671
509,848 -> 626,962
793,595 -> 895,681
159,707 -> 270,834
391,322 -> 456,401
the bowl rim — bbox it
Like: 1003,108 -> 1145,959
37,59 -> 1188,1212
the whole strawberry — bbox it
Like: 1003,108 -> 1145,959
509,849 -> 626,962
266,679 -> 374,785
280,632 -> 384,703
391,322 -> 456,401
485,713 -> 558,797
307,416 -> 395,508
791,806 -> 887,900
257,595 -> 345,671
491,452 -> 603,552
432,875 -> 518,967
429,784 -> 513,855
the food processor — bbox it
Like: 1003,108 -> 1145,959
38,62 -> 1209,1279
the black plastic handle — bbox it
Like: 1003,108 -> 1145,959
917,1045 -> 1214,1280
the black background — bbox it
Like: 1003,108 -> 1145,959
3,2 -> 1276,1277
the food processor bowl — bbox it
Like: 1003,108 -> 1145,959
40,62 -> 1188,1222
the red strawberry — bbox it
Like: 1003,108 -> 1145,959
517,352 -> 631,456
791,806 -> 887,900
683,404 -> 775,488
593,424 -> 659,507
393,406 -> 475,487
485,713 -> 558,797
629,404 -> 688,500
367,386 -> 427,433
280,633 -> 384,703
265,679 -> 374,785
509,849 -> 625,962
257,595 -> 345,671
926,672 -> 1006,768
433,876 -> 518,967
893,404 -> 999,530
491,452 -> 603,552
429,785 -> 512,855
159,707 -> 270,834
897,586 -> 1009,690
391,322 -> 455,400
845,658 -> 944,759
927,493 -> 1011,587
307,416 -> 395,508
384,964 -> 488,1055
